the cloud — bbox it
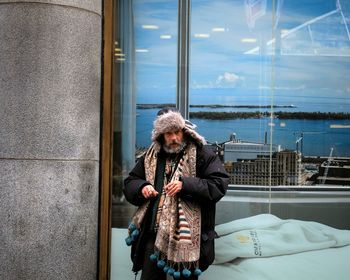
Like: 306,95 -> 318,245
191,72 -> 244,89
216,72 -> 244,86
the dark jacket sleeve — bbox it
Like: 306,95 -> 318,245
180,145 -> 229,204
123,155 -> 150,206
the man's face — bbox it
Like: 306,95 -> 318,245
163,129 -> 184,153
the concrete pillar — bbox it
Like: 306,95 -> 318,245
0,1 -> 101,279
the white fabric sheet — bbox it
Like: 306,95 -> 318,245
206,245 -> 350,280
214,214 -> 350,263
111,214 -> 350,280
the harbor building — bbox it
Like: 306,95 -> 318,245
221,134 -> 314,186
223,133 -> 282,162
224,150 -> 307,186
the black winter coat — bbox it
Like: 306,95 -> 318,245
123,143 -> 229,273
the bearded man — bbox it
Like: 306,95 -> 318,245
123,108 -> 229,280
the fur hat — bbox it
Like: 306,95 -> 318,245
152,111 -> 186,142
151,110 -> 206,149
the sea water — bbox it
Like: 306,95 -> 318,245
135,88 -> 350,156
135,108 -> 350,157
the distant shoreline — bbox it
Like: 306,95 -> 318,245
136,104 -> 350,120
137,103 -> 296,109
190,111 -> 350,120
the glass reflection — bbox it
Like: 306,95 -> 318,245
189,0 -> 350,189
111,1 -> 350,279
112,0 -> 178,227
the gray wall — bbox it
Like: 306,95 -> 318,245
0,1 -> 101,279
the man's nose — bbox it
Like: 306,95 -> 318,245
169,133 -> 177,140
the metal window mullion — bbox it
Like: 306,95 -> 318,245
176,0 -> 190,119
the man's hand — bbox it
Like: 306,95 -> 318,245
141,185 -> 159,199
164,180 -> 183,197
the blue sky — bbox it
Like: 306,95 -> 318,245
132,0 -> 350,111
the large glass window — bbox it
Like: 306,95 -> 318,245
110,0 -> 178,278
190,0 -> 350,156
112,0 -> 178,228
109,0 -> 350,279
134,1 -> 178,150
188,0 -> 350,227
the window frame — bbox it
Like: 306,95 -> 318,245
99,1 -> 190,279
99,0 -> 114,279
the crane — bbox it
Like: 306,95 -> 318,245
321,147 -> 334,185
295,136 -> 303,154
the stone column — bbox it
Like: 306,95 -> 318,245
0,1 -> 101,279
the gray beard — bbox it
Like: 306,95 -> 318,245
163,141 -> 186,154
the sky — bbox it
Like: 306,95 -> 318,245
131,0 -> 350,111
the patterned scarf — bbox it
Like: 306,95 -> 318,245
129,142 -> 201,271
